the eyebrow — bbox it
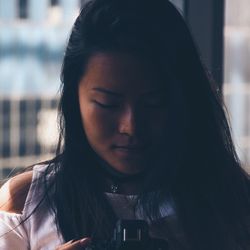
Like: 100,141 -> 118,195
92,87 -> 123,97
92,87 -> 165,97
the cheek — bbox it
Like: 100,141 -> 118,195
80,106 -> 116,145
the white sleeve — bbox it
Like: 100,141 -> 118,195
0,211 -> 29,250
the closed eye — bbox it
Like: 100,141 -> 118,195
93,100 -> 119,109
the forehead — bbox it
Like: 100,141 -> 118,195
79,52 -> 164,93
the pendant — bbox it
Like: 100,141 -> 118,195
110,183 -> 118,193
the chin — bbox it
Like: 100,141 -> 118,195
115,162 -> 146,175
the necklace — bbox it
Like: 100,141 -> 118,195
110,183 -> 119,193
96,157 -> 146,194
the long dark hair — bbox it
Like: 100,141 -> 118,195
42,0 -> 250,249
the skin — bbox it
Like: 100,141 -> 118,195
78,52 -> 169,176
0,171 -> 32,213
55,238 -> 91,250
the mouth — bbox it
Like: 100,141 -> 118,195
112,145 -> 149,155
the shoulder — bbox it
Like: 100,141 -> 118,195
0,171 -> 33,214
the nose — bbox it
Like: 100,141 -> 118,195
118,106 -> 137,136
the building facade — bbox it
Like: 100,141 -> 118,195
0,0 -> 83,179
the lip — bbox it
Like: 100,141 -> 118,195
114,145 -> 147,149
112,145 -> 148,155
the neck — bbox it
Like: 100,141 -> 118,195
96,156 -> 146,195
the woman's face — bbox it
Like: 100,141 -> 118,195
78,52 -> 168,174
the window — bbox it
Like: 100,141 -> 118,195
170,0 -> 186,16
0,1 -> 78,179
224,0 -> 250,171
51,0 -> 59,6
19,0 -> 28,19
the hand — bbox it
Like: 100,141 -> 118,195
56,238 -> 91,250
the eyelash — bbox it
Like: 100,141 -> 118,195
93,99 -> 166,109
93,101 -> 119,109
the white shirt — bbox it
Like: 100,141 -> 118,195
0,164 -> 188,250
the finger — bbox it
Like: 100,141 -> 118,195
56,237 -> 91,250
79,238 -> 92,247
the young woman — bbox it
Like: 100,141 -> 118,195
1,0 -> 250,249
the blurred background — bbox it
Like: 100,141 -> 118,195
0,0 -> 80,179
223,0 -> 250,170
0,0 -> 249,180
